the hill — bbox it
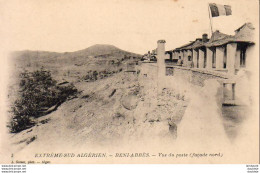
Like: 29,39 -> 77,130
11,44 -> 141,60
10,44 -> 141,83
71,44 -> 140,58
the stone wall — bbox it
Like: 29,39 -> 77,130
172,67 -> 192,82
169,66 -> 251,106
171,67 -> 227,87
190,71 -> 225,87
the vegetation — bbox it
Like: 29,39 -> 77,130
84,68 -> 122,82
9,68 -> 78,133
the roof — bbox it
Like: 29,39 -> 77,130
171,22 -> 255,51
206,23 -> 255,47
178,37 -> 210,50
232,22 -> 255,43
191,39 -> 205,49
174,41 -> 195,51
235,22 -> 255,33
205,31 -> 232,47
209,30 -> 231,42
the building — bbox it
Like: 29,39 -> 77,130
166,23 -> 255,105
170,23 -> 255,75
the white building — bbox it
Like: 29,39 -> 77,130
166,23 -> 256,105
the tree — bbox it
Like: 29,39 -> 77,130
9,68 -> 78,133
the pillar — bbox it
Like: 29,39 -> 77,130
157,40 -> 166,79
216,47 -> 224,70
176,52 -> 179,59
192,49 -> 198,68
187,49 -> 192,67
235,48 -> 240,69
187,50 -> 192,58
183,50 -> 187,66
166,53 -> 170,60
227,43 -> 237,75
245,44 -> 254,70
179,51 -> 183,60
206,47 -> 213,69
181,51 -> 184,61
198,49 -> 204,68
223,82 -> 236,104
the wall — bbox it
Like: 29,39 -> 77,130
169,66 -> 251,106
190,71 -> 224,87
172,67 -> 192,82
235,48 -> 241,69
245,44 -> 255,71
172,67 -> 226,87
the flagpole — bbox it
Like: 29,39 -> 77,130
208,3 -> 213,37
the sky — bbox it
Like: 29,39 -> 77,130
0,0 -> 258,54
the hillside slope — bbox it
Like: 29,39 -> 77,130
11,44 -> 141,62
9,65 -> 188,157
71,44 -> 140,57
9,44 -> 141,86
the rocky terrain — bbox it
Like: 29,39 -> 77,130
8,67 -> 188,153
7,45 -> 188,155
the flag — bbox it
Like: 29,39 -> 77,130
209,3 -> 232,17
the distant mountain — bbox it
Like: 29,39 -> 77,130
11,44 -> 141,60
73,44 -> 126,56
11,50 -> 60,60
10,44 -> 142,82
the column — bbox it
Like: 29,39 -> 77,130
180,51 -> 183,61
187,49 -> 192,67
157,40 -> 166,79
182,50 -> 186,66
157,40 -> 166,100
166,53 -> 170,60
198,49 -> 204,68
227,43 -> 237,75
181,51 -> 184,65
206,47 -> 213,69
245,45 -> 254,69
187,50 -> 192,58
192,49 -> 198,68
223,82 -> 236,104
216,47 -> 224,70
235,48 -> 240,69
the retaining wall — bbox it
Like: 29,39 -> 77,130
172,67 -> 228,87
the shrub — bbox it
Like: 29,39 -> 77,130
9,68 -> 78,133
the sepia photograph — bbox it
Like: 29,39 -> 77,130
0,0 -> 259,164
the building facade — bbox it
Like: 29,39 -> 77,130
170,23 -> 255,75
166,23 -> 255,105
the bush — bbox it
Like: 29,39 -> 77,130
9,68 -> 78,133
84,70 -> 117,82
